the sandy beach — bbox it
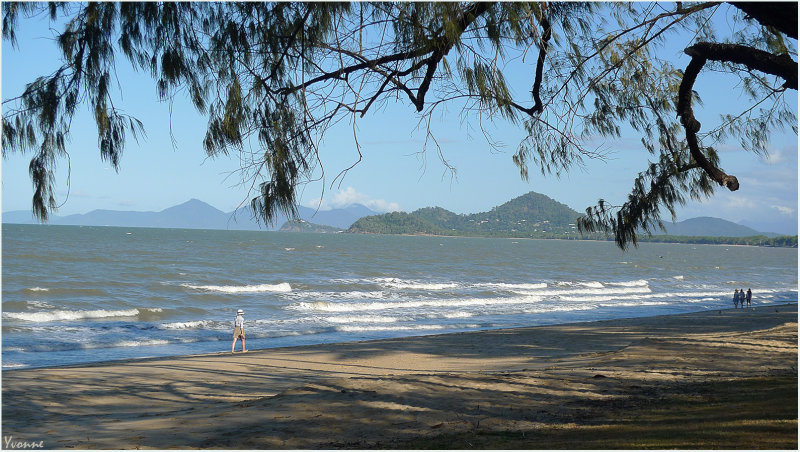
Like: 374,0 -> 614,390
2,303 -> 797,449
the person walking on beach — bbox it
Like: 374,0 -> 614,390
746,288 -> 752,307
232,309 -> 247,353
733,289 -> 739,308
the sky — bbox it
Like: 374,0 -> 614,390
2,5 -> 798,235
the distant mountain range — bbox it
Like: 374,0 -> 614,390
348,192 -> 784,239
2,199 -> 378,232
656,216 -> 780,238
2,191 -> 788,239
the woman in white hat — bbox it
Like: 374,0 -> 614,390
232,309 -> 247,353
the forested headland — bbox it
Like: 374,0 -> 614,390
347,192 -> 797,247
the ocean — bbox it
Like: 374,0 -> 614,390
2,223 -> 797,369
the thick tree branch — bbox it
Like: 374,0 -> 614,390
413,2 -> 491,111
686,42 -> 798,90
677,54 -> 739,191
531,12 -> 551,114
678,39 -> 798,192
729,2 -> 797,39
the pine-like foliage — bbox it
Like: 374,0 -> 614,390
2,2 -> 796,248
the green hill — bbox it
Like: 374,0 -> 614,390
346,191 -> 797,247
348,191 -> 584,238
279,219 -> 342,233
347,211 -> 445,235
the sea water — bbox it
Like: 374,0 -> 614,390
2,224 -> 797,369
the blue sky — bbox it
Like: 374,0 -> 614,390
2,6 -> 797,234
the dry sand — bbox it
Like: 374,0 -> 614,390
2,304 -> 797,449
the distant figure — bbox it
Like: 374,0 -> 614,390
746,288 -> 752,307
739,289 -> 746,308
232,309 -> 247,353
733,289 -> 739,308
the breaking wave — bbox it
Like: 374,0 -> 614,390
3,308 -> 163,323
181,282 -> 292,293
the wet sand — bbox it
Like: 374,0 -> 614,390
2,303 -> 797,449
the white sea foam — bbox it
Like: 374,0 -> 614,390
554,281 -> 608,288
324,315 -> 401,324
182,282 -> 292,293
3,346 -> 26,352
328,278 -> 364,285
555,295 -> 638,303
375,278 -> 458,290
2,362 -> 28,369
598,300 -> 670,307
285,290 -> 389,301
289,282 -> 735,316
292,295 -> 543,313
2,308 -> 160,322
25,287 -> 50,292
474,282 -> 548,291
523,303 -> 597,314
579,281 -> 605,288
335,324 -> 447,333
607,279 -> 649,287
555,290 -> 731,303
515,285 -> 652,297
160,320 -> 215,330
442,311 -> 474,319
114,339 -> 171,348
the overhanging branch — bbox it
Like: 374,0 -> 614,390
531,11 -> 551,114
678,54 -> 739,191
729,2 -> 798,39
685,42 -> 797,90
678,40 -> 798,192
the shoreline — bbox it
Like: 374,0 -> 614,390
6,302 -> 796,372
349,229 -> 798,248
2,303 -> 797,448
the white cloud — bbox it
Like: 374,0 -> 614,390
721,195 -> 757,210
366,199 -> 402,213
304,197 -> 331,211
771,205 -> 795,215
329,187 -> 362,207
762,149 -> 784,165
306,187 -> 401,213
761,143 -> 799,166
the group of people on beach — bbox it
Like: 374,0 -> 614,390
733,288 -> 752,308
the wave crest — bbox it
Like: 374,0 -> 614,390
375,278 -> 458,291
2,308 -> 162,323
607,279 -> 649,287
181,282 -> 292,293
